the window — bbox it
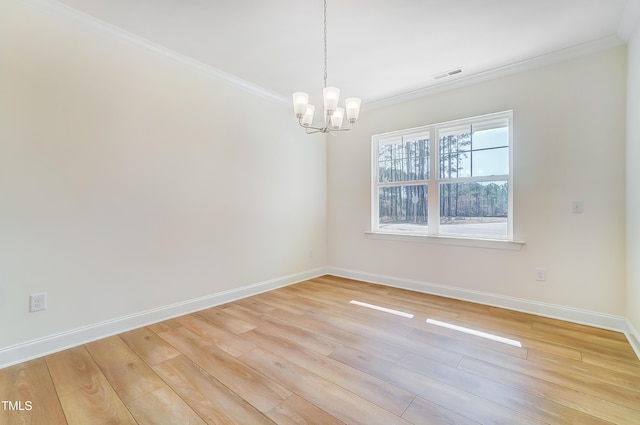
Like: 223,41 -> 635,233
372,111 -> 512,241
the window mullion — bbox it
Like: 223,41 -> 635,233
428,128 -> 439,235
372,139 -> 380,232
439,174 -> 509,184
377,180 -> 430,188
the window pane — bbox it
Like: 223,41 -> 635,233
472,125 -> 509,150
378,185 -> 428,232
378,138 -> 429,182
439,128 -> 471,179
472,147 -> 509,176
439,180 -> 508,238
440,123 -> 509,179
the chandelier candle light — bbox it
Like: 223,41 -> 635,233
292,0 -> 361,134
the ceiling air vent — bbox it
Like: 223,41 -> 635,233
433,68 -> 463,80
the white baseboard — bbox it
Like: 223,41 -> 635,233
327,267 -> 629,334
0,267 -> 327,369
4,266 -> 637,368
626,319 -> 640,361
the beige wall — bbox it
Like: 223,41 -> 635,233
0,1 -> 327,349
328,46 -> 627,316
1,0 -> 635,361
627,23 -> 640,337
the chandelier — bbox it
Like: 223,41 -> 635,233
292,0 -> 361,135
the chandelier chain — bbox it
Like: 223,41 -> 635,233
323,0 -> 327,88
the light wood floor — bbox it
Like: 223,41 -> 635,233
2,275 -> 640,424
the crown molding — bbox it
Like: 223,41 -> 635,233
14,0 -> 290,105
618,0 -> 640,41
14,0 -> 635,117
365,35 -> 625,110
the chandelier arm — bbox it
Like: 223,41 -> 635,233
298,119 -> 329,133
327,123 -> 354,133
298,118 -> 354,135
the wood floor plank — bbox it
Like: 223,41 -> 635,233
306,294 -> 417,335
527,348 -> 640,391
530,316 -> 630,342
265,304 -> 406,362
46,346 -> 105,397
240,347 -> 413,425
232,297 -> 278,313
405,326 -> 527,367
225,302 -> 340,357
266,394 -> 345,425
4,276 -> 639,425
244,327 -> 414,416
0,359 -> 67,425
223,303 -> 274,327
119,326 -> 181,366
518,337 -> 583,361
528,321 -> 637,360
430,310 -> 585,361
148,318 -> 182,334
57,387 -> 137,425
86,335 -> 166,403
297,282 -> 514,361
456,342 -> 640,411
46,347 -> 137,425
581,350 -> 640,373
398,351 -> 611,425
153,354 -> 276,425
126,386 -> 207,425
454,309 -> 533,332
159,326 -> 292,412
458,355 -> 640,424
250,291 -> 309,315
298,296 -> 415,339
272,293 -> 465,367
254,313 -> 339,356
196,308 -> 257,335
402,397 -> 481,425
313,276 -> 486,316
176,314 -> 257,357
329,345 -> 546,425
305,305 -> 466,367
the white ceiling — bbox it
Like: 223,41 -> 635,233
54,0 -> 633,105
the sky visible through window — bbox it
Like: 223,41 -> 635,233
469,127 -> 509,177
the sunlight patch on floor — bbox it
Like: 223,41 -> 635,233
349,300 -> 414,319
426,318 -> 522,347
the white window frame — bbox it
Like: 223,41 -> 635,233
370,111 -> 520,248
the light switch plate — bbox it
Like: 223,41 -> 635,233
571,200 -> 584,214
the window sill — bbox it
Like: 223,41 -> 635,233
365,231 -> 525,250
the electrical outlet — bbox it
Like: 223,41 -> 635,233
30,293 -> 47,312
535,268 -> 547,282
